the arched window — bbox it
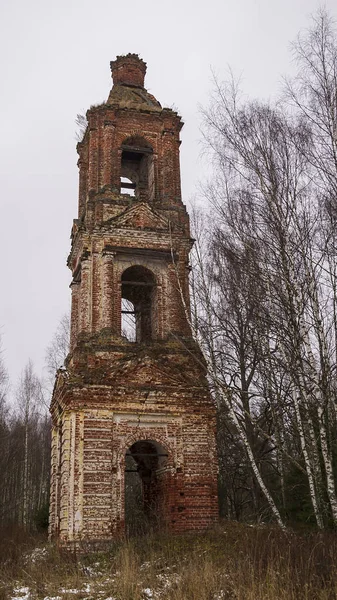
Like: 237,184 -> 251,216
121,266 -> 156,342
120,136 -> 155,202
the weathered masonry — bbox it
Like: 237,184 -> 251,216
49,54 -> 219,544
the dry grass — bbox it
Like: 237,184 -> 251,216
0,522 -> 336,599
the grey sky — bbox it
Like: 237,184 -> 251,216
1,0 -> 336,389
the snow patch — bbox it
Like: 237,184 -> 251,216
24,546 -> 48,565
11,587 -> 31,600
82,564 -> 102,577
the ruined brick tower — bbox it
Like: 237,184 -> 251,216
49,54 -> 218,544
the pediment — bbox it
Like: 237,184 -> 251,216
106,354 -> 197,388
106,203 -> 169,231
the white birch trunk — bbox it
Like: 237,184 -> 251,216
300,307 -> 337,524
22,414 -> 29,527
317,404 -> 337,524
292,388 -> 324,528
226,389 -> 285,529
174,230 -> 286,529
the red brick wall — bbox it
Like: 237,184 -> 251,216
110,54 -> 147,88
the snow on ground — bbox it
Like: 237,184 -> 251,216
11,582 -> 93,600
59,583 -> 92,594
11,587 -> 31,600
9,581 -> 226,600
9,552 -> 224,600
81,562 -> 103,577
23,546 -> 48,566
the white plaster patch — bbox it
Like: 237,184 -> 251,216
74,509 -> 82,532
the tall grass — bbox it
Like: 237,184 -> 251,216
0,522 -> 336,599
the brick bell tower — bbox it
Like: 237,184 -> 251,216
49,54 -> 218,544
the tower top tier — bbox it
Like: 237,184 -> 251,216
75,55 -> 185,223
110,54 -> 147,88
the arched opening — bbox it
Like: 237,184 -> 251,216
121,266 -> 156,342
120,136 -> 155,202
124,439 -> 168,536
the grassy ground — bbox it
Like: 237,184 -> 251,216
0,521 -> 336,599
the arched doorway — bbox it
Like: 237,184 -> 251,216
124,439 -> 168,535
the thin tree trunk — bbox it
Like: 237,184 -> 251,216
292,388 -> 324,529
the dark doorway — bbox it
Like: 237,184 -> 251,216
124,439 -> 168,536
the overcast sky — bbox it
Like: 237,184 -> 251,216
1,0 -> 336,391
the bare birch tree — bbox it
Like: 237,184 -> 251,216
16,360 -> 45,527
196,9 -> 337,528
45,312 -> 70,388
